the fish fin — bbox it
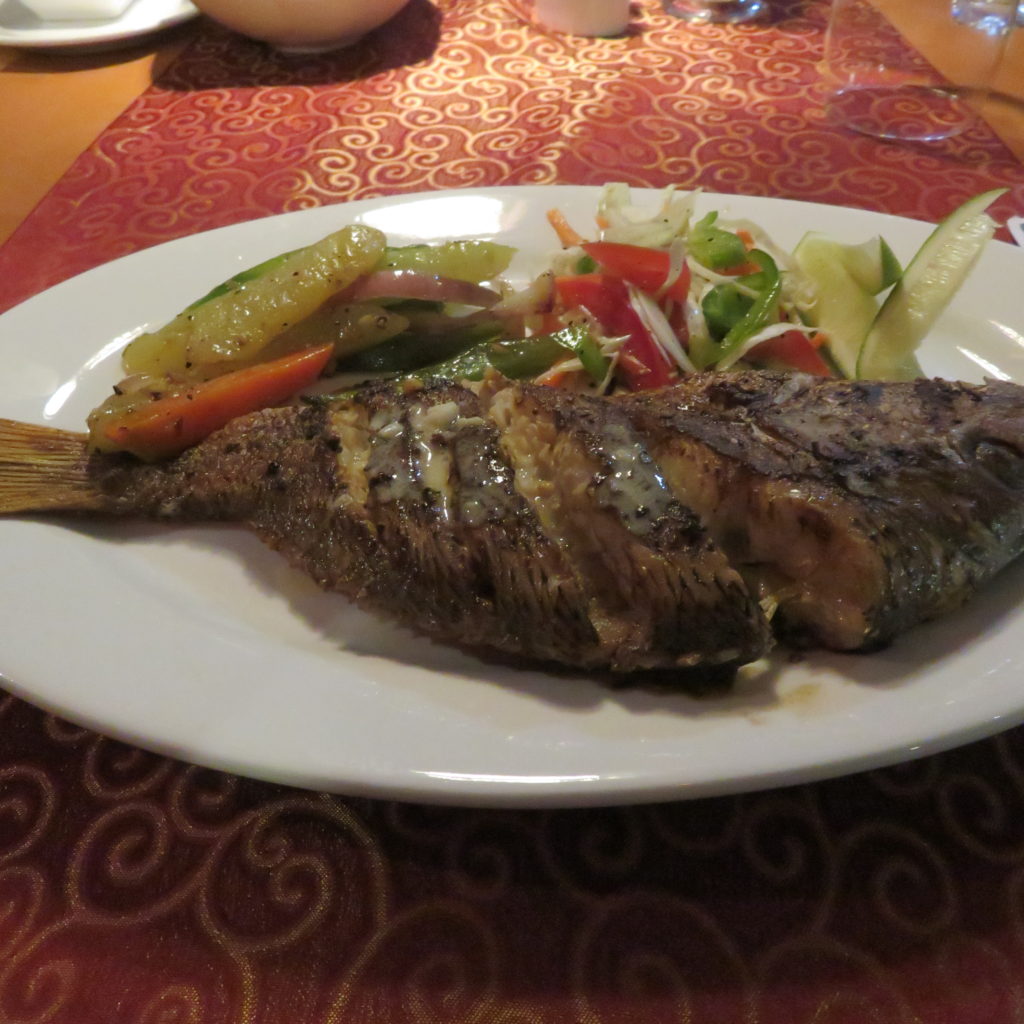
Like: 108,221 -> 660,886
0,419 -> 105,514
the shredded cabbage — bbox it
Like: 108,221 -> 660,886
597,184 -> 699,249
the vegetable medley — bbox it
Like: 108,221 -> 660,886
87,184 -> 1003,460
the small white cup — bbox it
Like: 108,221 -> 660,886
533,0 -> 631,36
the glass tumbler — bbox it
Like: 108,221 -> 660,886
822,0 -> 1013,141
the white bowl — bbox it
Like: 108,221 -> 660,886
192,0 -> 410,52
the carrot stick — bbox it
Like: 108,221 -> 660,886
103,344 -> 333,460
547,209 -> 585,248
719,260 -> 762,277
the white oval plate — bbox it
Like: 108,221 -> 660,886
0,0 -> 196,50
3,185 -> 1024,808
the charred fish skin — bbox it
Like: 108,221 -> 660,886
725,374 -> 1024,643
481,380 -> 773,670
619,372 -> 1024,652
328,380 -> 608,668
340,378 -> 771,672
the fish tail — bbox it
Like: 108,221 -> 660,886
0,418 -> 106,514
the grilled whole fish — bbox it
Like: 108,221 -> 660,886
0,376 -> 770,674
2,370 -> 1024,675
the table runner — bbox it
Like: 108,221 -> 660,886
4,1 -> 1024,1020
1,0 -> 1022,312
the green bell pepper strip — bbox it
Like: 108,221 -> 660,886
687,212 -> 749,270
312,338 -> 496,402
422,342 -> 495,381
691,250 -> 781,370
701,284 -> 754,342
340,319 -> 506,373
554,323 -> 610,383
716,250 -> 782,366
444,324 -> 608,384
319,324 -> 609,401
340,322 -> 607,380
488,334 -> 568,379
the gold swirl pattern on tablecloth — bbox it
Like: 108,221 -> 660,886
572,891 -> 756,1023
0,697 -> 1020,1019
1,0 -> 1023,310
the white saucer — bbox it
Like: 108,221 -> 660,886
0,0 -> 197,50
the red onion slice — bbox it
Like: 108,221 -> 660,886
342,270 -> 502,308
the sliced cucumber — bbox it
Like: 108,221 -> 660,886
856,188 -> 1006,380
844,236 -> 902,294
792,232 -> 901,377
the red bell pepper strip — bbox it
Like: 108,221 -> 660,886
555,273 -> 677,391
103,343 -> 334,460
581,242 -> 691,304
747,330 -> 833,376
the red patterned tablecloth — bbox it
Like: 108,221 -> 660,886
3,1 -> 1024,1020
1,0 -> 1022,311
